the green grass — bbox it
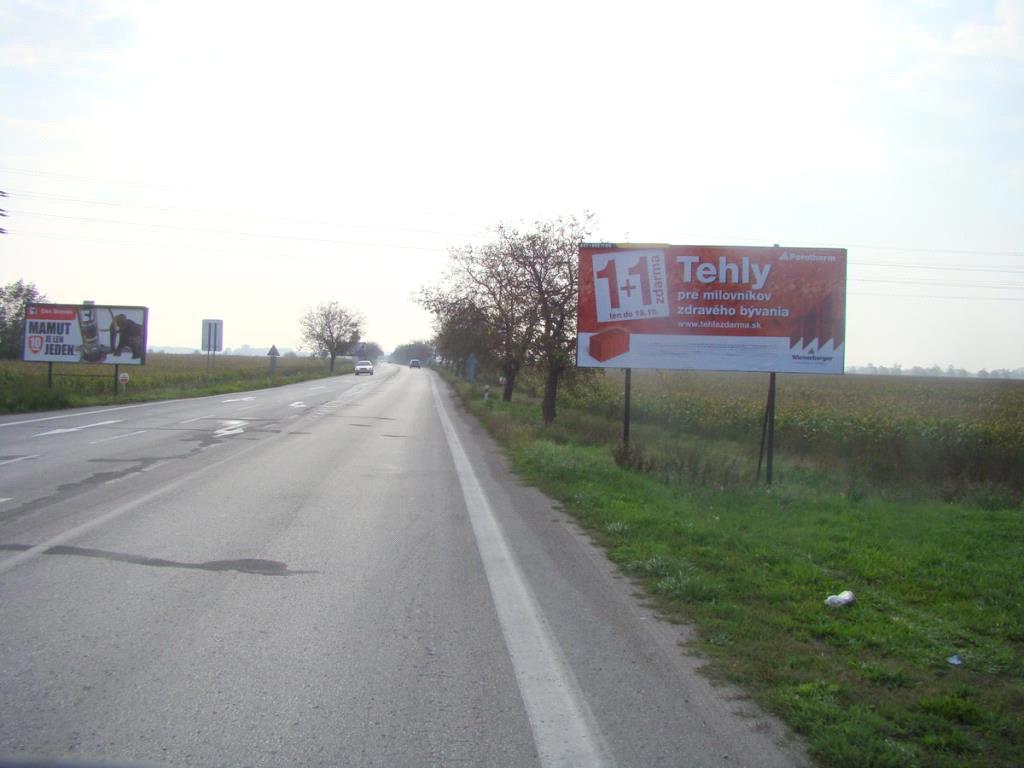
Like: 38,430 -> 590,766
454,375 -> 1024,768
0,353 -> 349,413
561,370 -> 1024,506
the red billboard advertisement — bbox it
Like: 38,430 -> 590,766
577,243 -> 846,374
23,303 -> 149,365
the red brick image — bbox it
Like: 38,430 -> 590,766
589,328 -> 630,361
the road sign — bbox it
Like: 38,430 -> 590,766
202,319 -> 223,352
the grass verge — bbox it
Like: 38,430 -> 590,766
0,353 -> 349,413
455,378 -> 1024,768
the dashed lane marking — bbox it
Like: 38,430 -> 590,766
33,420 -> 123,438
213,420 -> 246,438
0,455 -> 39,467
89,430 -> 147,445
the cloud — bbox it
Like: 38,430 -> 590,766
951,0 -> 1024,59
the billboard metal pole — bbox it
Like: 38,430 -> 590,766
113,364 -> 119,396
766,372 -> 777,484
757,372 -> 778,485
622,368 -> 632,448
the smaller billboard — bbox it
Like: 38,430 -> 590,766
23,303 -> 149,365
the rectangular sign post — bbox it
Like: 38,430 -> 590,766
202,319 -> 223,369
577,243 -> 847,483
23,304 -> 148,366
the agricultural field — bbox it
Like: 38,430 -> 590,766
563,369 -> 1024,507
451,369 -> 1024,767
0,352 -> 347,413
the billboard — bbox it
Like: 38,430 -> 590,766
23,303 -> 149,365
577,243 -> 846,374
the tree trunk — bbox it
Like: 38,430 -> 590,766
541,366 -> 559,425
502,365 -> 518,402
329,352 -> 336,372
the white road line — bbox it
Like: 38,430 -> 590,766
222,397 -> 255,403
430,376 -> 614,768
0,480 -> 177,575
179,416 -> 210,425
0,373 -> 371,577
89,430 -> 147,445
0,455 -> 39,467
0,399 -> 189,428
33,420 -> 122,438
289,402 -> 305,408
213,420 -> 246,438
0,498 -> 12,504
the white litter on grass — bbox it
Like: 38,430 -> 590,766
824,590 -> 856,607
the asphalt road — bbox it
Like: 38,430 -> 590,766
0,364 -> 809,767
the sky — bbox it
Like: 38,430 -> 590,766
1,0 -> 1022,371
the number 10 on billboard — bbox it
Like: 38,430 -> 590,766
592,249 -> 670,323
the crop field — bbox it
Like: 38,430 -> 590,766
451,369 -> 1024,767
0,353 -> 346,413
561,369 -> 1024,506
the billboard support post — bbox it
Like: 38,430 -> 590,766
578,242 -> 845,485
113,365 -> 119,396
47,363 -> 53,388
622,368 -> 632,448
757,372 -> 777,485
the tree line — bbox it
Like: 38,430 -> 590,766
419,213 -> 593,424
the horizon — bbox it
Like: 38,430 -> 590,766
2,1 -> 1021,371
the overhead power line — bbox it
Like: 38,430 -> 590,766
9,228 -> 1024,295
851,260 -> 1024,274
849,291 -> 1023,302
9,228 -> 449,254
7,211 -> 456,251
6,188 -> 483,240
660,230 -> 1023,258
5,165 -> 1021,260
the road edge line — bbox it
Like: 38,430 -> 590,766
430,375 -> 615,768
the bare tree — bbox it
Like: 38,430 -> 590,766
426,295 -> 494,377
299,302 -> 363,372
507,213 -> 593,424
421,237 -> 538,401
